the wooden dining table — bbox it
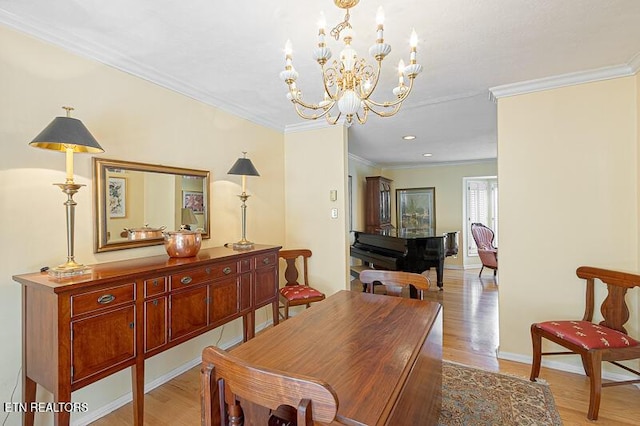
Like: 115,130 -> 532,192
201,289 -> 443,425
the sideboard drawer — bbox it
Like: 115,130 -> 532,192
255,252 -> 277,269
170,262 -> 237,290
71,283 -> 135,317
144,276 -> 167,298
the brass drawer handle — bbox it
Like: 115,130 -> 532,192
97,294 -> 115,304
152,299 -> 159,306
223,267 -> 232,275
262,257 -> 270,265
153,279 -> 159,287
181,276 -> 193,285
205,267 -> 212,275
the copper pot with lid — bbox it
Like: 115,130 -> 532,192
124,225 -> 166,240
163,230 -> 202,257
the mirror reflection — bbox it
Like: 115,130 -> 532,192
94,158 -> 210,252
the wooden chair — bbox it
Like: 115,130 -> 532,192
530,266 -> 640,420
201,346 -> 338,426
278,249 -> 325,319
359,269 -> 431,300
470,223 -> 498,277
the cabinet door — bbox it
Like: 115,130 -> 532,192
144,297 -> 167,353
239,272 -> 252,312
254,264 -> 277,307
209,277 -> 239,325
71,306 -> 135,383
169,286 -> 208,341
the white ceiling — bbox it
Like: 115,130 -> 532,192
2,0 -> 640,167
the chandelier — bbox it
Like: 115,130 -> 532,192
280,0 -> 422,125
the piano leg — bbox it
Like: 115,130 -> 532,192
436,259 -> 444,289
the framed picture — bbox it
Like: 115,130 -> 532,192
108,177 -> 126,218
396,187 -> 435,234
183,191 -> 204,214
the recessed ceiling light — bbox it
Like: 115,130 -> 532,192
423,153 -> 433,157
402,135 -> 416,140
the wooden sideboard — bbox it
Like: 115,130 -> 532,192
13,244 -> 281,426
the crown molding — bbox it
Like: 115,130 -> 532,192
348,153 -> 378,168
489,55 -> 640,100
0,12 -> 284,132
628,52 -> 640,74
381,157 -> 497,170
284,121 -> 332,134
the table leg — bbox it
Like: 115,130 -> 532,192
52,384 -> 71,426
131,361 -> 145,426
271,300 -> 279,326
23,375 -> 36,426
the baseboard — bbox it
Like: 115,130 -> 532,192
72,318 -> 274,426
497,350 -> 640,387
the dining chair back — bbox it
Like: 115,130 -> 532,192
278,249 -> 325,319
201,346 -> 339,426
530,266 -> 640,420
359,269 -> 431,300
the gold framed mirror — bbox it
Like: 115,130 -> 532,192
94,158 -> 210,252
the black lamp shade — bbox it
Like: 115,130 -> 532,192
30,116 -> 104,153
227,157 -> 260,176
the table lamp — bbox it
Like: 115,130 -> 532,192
181,207 -> 198,230
227,152 -> 260,250
30,106 -> 104,278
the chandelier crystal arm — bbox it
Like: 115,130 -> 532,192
357,60 -> 382,101
363,100 -> 403,118
287,85 -> 332,111
292,100 -> 335,120
364,77 -> 416,109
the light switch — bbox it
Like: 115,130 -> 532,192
331,208 -> 338,219
330,190 -> 337,201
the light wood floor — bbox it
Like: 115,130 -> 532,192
92,269 -> 639,425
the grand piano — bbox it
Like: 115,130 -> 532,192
350,229 -> 459,290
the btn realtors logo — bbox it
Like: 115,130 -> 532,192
3,402 -> 88,413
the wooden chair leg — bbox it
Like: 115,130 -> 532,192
284,302 -> 290,320
580,353 -> 592,377
478,266 -> 484,277
587,352 -> 603,421
529,325 -> 542,381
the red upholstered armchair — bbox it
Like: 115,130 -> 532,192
470,223 -> 498,277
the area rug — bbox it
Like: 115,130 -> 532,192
439,361 -> 563,425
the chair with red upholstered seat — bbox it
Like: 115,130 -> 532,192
530,266 -> 640,420
470,223 -> 498,277
278,249 -> 325,320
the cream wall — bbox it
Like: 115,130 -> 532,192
497,77 -> 639,371
0,25 -> 285,425
385,162 -> 498,269
284,125 -> 350,304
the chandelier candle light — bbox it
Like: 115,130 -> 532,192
29,106 -> 104,278
280,0 -> 422,125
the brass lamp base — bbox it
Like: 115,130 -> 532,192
232,239 -> 255,251
47,182 -> 92,279
48,260 -> 92,279
232,193 -> 254,251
